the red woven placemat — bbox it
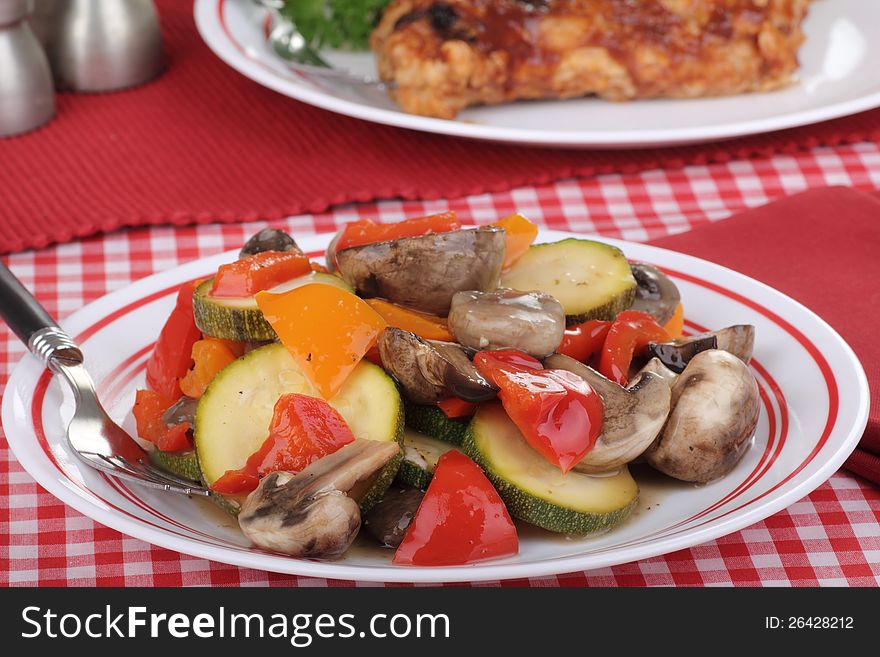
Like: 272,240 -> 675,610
1,0 -> 879,255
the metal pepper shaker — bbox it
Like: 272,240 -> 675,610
0,0 -> 54,137
27,0 -> 55,47
47,0 -> 164,92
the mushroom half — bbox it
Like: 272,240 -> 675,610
238,439 -> 400,558
448,288 -> 565,358
645,349 -> 760,484
239,228 -> 302,258
335,227 -> 506,315
629,261 -> 681,325
378,327 -> 497,404
544,353 -> 672,474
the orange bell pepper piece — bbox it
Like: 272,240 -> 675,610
493,213 -> 538,269
211,338 -> 246,358
365,298 -> 454,342
663,303 -> 684,340
256,284 -> 387,398
179,338 -> 239,399
155,423 -> 193,452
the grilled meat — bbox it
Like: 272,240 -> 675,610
371,0 -> 810,118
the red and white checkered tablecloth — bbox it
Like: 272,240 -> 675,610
2,143 -> 879,587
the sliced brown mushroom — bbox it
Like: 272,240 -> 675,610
239,228 -> 303,258
705,324 -> 755,363
629,261 -> 681,325
335,227 -> 505,315
648,324 -> 755,372
636,358 -> 680,386
238,439 -> 400,558
647,335 -> 718,373
377,327 -> 497,404
448,288 -> 565,358
544,353 -> 671,474
364,487 -> 425,548
645,349 -> 759,484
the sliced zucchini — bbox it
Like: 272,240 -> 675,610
403,401 -> 469,446
193,272 -> 353,341
149,448 -> 201,483
396,429 -> 457,489
463,404 -> 638,534
500,238 -> 636,324
330,359 -> 405,511
149,449 -> 242,516
195,343 -> 403,512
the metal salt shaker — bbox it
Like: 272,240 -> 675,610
0,0 -> 54,137
48,0 -> 164,92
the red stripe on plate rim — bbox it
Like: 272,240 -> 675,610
664,267 -> 839,512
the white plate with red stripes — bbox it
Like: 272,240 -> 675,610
2,230 -> 869,583
194,0 -> 880,148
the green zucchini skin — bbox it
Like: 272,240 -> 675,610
403,401 -> 469,446
395,430 -> 457,490
565,291 -> 636,326
210,492 -> 243,516
500,238 -> 636,325
192,272 -> 354,341
462,405 -> 639,535
357,397 -> 405,513
396,459 -> 432,490
149,449 -> 242,516
193,278 -> 276,341
149,448 -> 202,483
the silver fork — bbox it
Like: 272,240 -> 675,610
0,262 -> 210,496
255,0 -> 394,90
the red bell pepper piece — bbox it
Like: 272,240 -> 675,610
133,389 -> 193,452
437,397 -> 478,419
155,423 -> 193,452
393,450 -> 518,566
210,471 -> 259,495
334,212 -> 461,254
558,319 -> 612,364
133,389 -> 174,443
210,251 -> 312,298
145,280 -> 203,401
475,350 -> 604,473
209,393 -> 355,494
472,349 -> 543,377
599,310 -> 671,386
364,345 -> 383,367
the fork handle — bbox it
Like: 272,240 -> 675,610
0,261 -> 82,365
